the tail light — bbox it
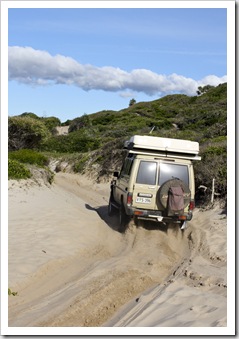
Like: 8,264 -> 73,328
179,215 -> 187,220
134,210 -> 144,216
189,200 -> 195,211
127,193 -> 133,206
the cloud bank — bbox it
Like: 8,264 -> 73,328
8,46 -> 227,96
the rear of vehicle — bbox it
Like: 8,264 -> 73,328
109,135 -> 200,230
126,155 -> 195,227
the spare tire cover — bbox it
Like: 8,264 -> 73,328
157,178 -> 191,209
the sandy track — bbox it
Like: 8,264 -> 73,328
8,173 -> 227,328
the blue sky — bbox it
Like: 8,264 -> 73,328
7,3 -> 228,123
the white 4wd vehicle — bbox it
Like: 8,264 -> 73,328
108,135 -> 201,231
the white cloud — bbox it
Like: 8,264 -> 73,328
8,46 -> 227,96
198,74 -> 227,87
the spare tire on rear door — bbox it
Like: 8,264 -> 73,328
157,178 -> 191,215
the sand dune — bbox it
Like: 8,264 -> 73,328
6,172 -> 232,335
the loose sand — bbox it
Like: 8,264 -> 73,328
7,172 -> 230,334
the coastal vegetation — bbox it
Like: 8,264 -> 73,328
8,83 -> 227,201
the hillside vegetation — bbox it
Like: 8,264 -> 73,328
8,83 -> 227,202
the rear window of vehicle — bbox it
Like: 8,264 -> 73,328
158,163 -> 189,186
136,161 -> 157,185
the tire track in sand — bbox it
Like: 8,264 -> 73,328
8,173 -> 197,327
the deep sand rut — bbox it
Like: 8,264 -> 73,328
8,173 -> 226,327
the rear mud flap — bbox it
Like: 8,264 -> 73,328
180,221 -> 187,230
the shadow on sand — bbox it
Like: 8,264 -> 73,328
85,203 -> 120,232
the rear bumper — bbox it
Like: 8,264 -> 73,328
126,206 -> 193,223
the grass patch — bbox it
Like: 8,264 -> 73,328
8,159 -> 31,180
9,149 -> 49,166
73,154 -> 90,173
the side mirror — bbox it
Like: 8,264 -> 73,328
113,171 -> 119,178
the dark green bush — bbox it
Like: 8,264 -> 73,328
203,146 -> 226,156
9,149 -> 49,166
8,159 -> 31,180
19,112 -> 39,119
42,117 -> 61,132
194,142 -> 227,196
152,119 -> 172,130
8,116 -> 51,151
69,114 -> 91,132
91,113 -> 116,126
61,119 -> 72,126
195,155 -> 227,196
203,122 -> 227,139
41,132 -> 100,153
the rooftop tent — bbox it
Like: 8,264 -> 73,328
124,135 -> 201,161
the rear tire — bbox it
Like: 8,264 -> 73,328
134,216 -> 140,227
118,204 -> 127,233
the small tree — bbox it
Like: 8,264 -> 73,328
197,85 -> 214,96
129,98 -> 136,106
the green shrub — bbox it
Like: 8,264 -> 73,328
8,159 -> 31,180
194,143 -> 227,196
194,155 -> 227,196
91,113 -> 116,126
203,122 -> 227,139
19,112 -> 39,119
9,149 -> 49,166
8,116 -> 51,151
203,146 -> 226,156
42,117 -> 61,132
68,114 -> 91,132
41,132 -> 100,153
73,154 -> 90,173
